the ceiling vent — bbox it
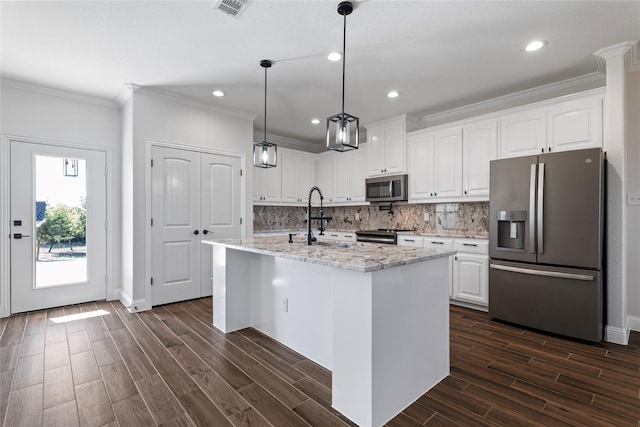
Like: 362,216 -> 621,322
213,0 -> 254,18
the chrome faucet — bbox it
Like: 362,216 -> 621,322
307,186 -> 332,245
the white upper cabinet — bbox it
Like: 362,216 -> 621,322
407,129 -> 462,201
500,92 -> 603,158
499,109 -> 547,158
547,97 -> 602,152
334,145 -> 367,203
408,133 -> 434,201
317,152 -> 335,204
433,128 -> 463,198
463,119 -> 497,198
366,116 -> 410,177
253,163 -> 281,203
280,149 -> 315,205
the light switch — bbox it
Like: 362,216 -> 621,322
510,222 -> 518,239
627,193 -> 640,206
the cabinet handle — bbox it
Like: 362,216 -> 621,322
404,239 -> 415,242
455,256 -> 458,261
464,190 -> 467,195
548,147 -> 552,152
434,193 -> 437,196
430,193 -> 433,197
431,241 -> 444,245
541,148 -> 544,153
462,243 -> 477,247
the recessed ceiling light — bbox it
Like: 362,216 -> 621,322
311,119 -> 320,125
525,40 -> 547,52
328,52 -> 342,62
387,91 -> 399,98
212,90 -> 225,97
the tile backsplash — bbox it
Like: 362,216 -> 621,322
253,202 -> 489,238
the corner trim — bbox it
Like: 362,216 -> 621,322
113,288 -> 151,313
593,41 -> 639,73
0,136 -> 11,318
605,325 -> 629,345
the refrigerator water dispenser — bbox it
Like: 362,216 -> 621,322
496,210 -> 527,251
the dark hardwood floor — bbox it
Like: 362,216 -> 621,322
1,299 -> 639,426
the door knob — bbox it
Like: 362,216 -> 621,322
202,230 -> 210,235
13,233 -> 31,239
192,230 -> 200,235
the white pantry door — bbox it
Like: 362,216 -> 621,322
200,153 -> 242,296
151,146 -> 241,305
10,141 -> 107,313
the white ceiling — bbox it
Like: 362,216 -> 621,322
2,1 -> 639,150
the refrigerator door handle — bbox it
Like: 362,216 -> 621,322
537,163 -> 545,254
529,164 -> 537,254
490,264 -> 594,281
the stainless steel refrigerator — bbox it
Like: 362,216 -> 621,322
489,148 -> 604,342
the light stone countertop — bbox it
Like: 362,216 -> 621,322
203,236 -> 456,273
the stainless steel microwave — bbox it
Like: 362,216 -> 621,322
365,174 -> 408,202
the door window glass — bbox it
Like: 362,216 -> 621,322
35,155 -> 87,287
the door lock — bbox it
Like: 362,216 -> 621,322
13,233 -> 31,239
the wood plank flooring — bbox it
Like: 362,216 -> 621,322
1,299 -> 639,426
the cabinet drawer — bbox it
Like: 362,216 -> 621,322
454,239 -> 488,255
397,236 -> 424,247
423,238 -> 454,250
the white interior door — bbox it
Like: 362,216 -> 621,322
152,146 -> 242,305
200,153 -> 241,296
10,141 -> 107,313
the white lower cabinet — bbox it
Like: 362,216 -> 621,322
398,236 -> 488,307
452,240 -> 489,306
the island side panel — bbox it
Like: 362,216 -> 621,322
212,245 -> 252,332
332,257 -> 451,427
371,256 -> 450,427
249,254 -> 333,369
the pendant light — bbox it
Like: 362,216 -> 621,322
327,1 -> 359,152
253,59 -> 277,168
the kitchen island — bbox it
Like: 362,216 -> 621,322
202,236 -> 455,427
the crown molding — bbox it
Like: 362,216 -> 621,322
593,41 -> 639,73
420,72 -> 605,127
116,83 -> 140,106
131,85 -> 257,121
253,131 -> 322,153
1,78 -> 119,109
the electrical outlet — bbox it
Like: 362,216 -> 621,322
355,212 -> 360,221
423,212 -> 430,221
282,298 -> 288,312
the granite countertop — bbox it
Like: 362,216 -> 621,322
203,236 -> 455,273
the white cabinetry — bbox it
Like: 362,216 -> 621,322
462,120 -> 497,198
253,163 -> 281,203
321,231 -> 357,242
499,110 -> 547,158
397,236 -> 488,307
407,129 -> 462,202
500,94 -> 603,158
366,116 -> 409,177
334,146 -> 367,203
317,152 -> 335,204
452,239 -> 488,306
546,97 -> 602,152
280,149 -> 315,205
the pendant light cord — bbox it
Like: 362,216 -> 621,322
341,10 -> 346,119
264,65 -> 267,143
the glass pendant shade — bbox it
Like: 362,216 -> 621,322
253,141 -> 277,168
326,1 -> 359,153
326,112 -> 359,151
253,59 -> 277,168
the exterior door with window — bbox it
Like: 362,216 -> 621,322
151,146 -> 241,305
10,141 -> 107,313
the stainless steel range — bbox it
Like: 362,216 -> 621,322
355,229 -> 412,245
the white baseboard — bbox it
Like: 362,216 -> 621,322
605,325 -> 629,345
627,315 -> 640,333
112,289 -> 151,313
